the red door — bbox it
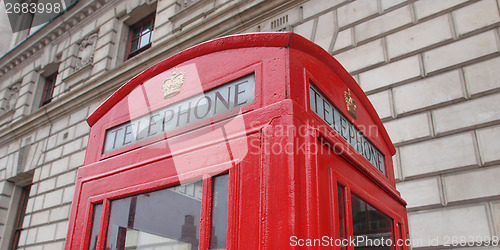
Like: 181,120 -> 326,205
317,147 -> 408,250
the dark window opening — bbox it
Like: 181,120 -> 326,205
40,72 -> 57,107
8,185 -> 31,250
127,14 -> 155,59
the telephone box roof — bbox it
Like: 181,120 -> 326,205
87,32 -> 395,155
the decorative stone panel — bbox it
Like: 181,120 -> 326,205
73,33 -> 98,72
1,82 -> 21,113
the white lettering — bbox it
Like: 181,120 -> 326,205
103,74 -> 255,153
309,84 -> 386,175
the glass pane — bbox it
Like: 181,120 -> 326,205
139,32 -> 151,48
9,185 -> 31,250
44,81 -> 53,98
41,74 -> 57,106
105,180 -> 203,250
89,203 -> 103,250
209,174 -> 229,249
351,194 -> 392,250
398,223 -> 403,250
130,38 -> 139,53
337,185 -> 346,249
142,21 -> 152,35
132,27 -> 141,38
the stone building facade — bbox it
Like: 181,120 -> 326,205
0,0 -> 498,249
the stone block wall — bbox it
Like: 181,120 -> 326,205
0,0 -> 498,249
269,0 -> 500,247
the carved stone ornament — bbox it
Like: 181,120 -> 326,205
344,88 -> 357,120
2,82 -> 21,112
162,67 -> 186,99
178,0 -> 200,10
73,33 -> 98,71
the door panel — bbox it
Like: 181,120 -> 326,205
319,143 -> 406,250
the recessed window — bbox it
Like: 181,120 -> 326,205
127,14 -> 155,59
40,72 -> 58,107
8,185 -> 31,250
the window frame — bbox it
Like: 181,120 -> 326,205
8,185 -> 31,250
88,172 -> 232,250
40,72 -> 57,107
335,183 -> 347,250
208,173 -> 230,249
326,156 -> 407,250
350,192 -> 395,245
126,14 -> 155,60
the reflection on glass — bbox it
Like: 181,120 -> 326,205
351,194 -> 392,250
132,27 -> 141,39
130,39 -> 139,52
105,180 -> 203,250
209,174 -> 229,249
142,21 -> 151,34
89,203 -> 102,250
337,185 -> 346,250
140,32 -> 151,48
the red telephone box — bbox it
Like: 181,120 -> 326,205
66,32 -> 408,249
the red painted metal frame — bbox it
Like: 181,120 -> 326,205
66,32 -> 407,250
87,32 -> 394,156
96,63 -> 263,161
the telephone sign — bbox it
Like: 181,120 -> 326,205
309,84 -> 385,174
104,74 -> 255,153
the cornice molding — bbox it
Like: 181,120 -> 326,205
0,0 -> 108,78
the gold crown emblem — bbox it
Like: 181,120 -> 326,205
344,89 -> 357,119
162,67 -> 185,99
